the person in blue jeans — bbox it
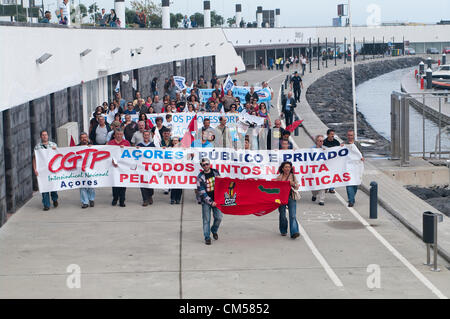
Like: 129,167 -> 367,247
344,129 -> 365,207
33,130 -> 59,211
77,132 -> 96,209
197,158 -> 222,245
275,161 -> 300,239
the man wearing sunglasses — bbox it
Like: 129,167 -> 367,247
197,158 -> 222,245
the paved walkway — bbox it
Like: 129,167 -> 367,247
0,58 -> 449,299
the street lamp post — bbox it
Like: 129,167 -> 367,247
348,0 -> 358,140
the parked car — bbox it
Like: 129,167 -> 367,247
443,47 -> 450,54
405,47 -> 416,55
426,48 -> 439,54
432,65 -> 450,80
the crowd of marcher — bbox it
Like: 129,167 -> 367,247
264,55 -> 308,76
33,72 -> 364,245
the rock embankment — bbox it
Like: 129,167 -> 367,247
407,185 -> 450,216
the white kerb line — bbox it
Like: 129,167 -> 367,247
334,191 -> 448,299
277,82 -> 345,288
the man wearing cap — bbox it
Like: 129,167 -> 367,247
197,158 -> 222,245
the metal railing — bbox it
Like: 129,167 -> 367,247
391,91 -> 450,164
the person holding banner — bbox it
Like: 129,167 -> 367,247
214,116 -> 233,149
137,131 -> 155,206
275,162 -> 300,239
78,132 -> 96,209
108,129 -> 130,207
197,158 -> 223,245
33,130 -> 59,211
311,135 -> 326,206
170,137 -> 183,205
344,130 -> 365,207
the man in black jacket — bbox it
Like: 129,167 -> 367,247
323,129 -> 341,194
282,91 -> 296,128
89,115 -> 112,145
290,71 -> 304,102
245,86 -> 259,104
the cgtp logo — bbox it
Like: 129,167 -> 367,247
366,4 -> 381,28
223,182 -> 237,206
48,149 -> 110,173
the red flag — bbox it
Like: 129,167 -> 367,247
70,135 -> 76,147
214,177 -> 290,216
285,120 -> 304,133
181,114 -> 198,148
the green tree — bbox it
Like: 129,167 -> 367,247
148,13 -> 162,28
130,0 -> 161,16
88,2 -> 99,24
125,7 -> 138,27
211,10 -> 224,27
170,12 -> 183,28
189,12 -> 204,27
226,17 -> 235,27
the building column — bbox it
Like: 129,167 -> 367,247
162,0 -> 170,29
235,4 -> 242,27
275,9 -> 280,28
204,1 -> 211,28
114,0 -> 125,28
265,49 -> 268,69
257,6 -> 263,28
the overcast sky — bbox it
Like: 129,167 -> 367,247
45,0 -> 449,26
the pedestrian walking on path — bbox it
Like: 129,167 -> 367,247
344,129 -> 365,207
275,162 -> 300,239
33,130 -> 59,211
311,135 -> 326,206
78,132 -> 96,209
197,158 -> 223,245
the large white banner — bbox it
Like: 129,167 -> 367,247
35,145 -> 364,193
114,112 -> 242,138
